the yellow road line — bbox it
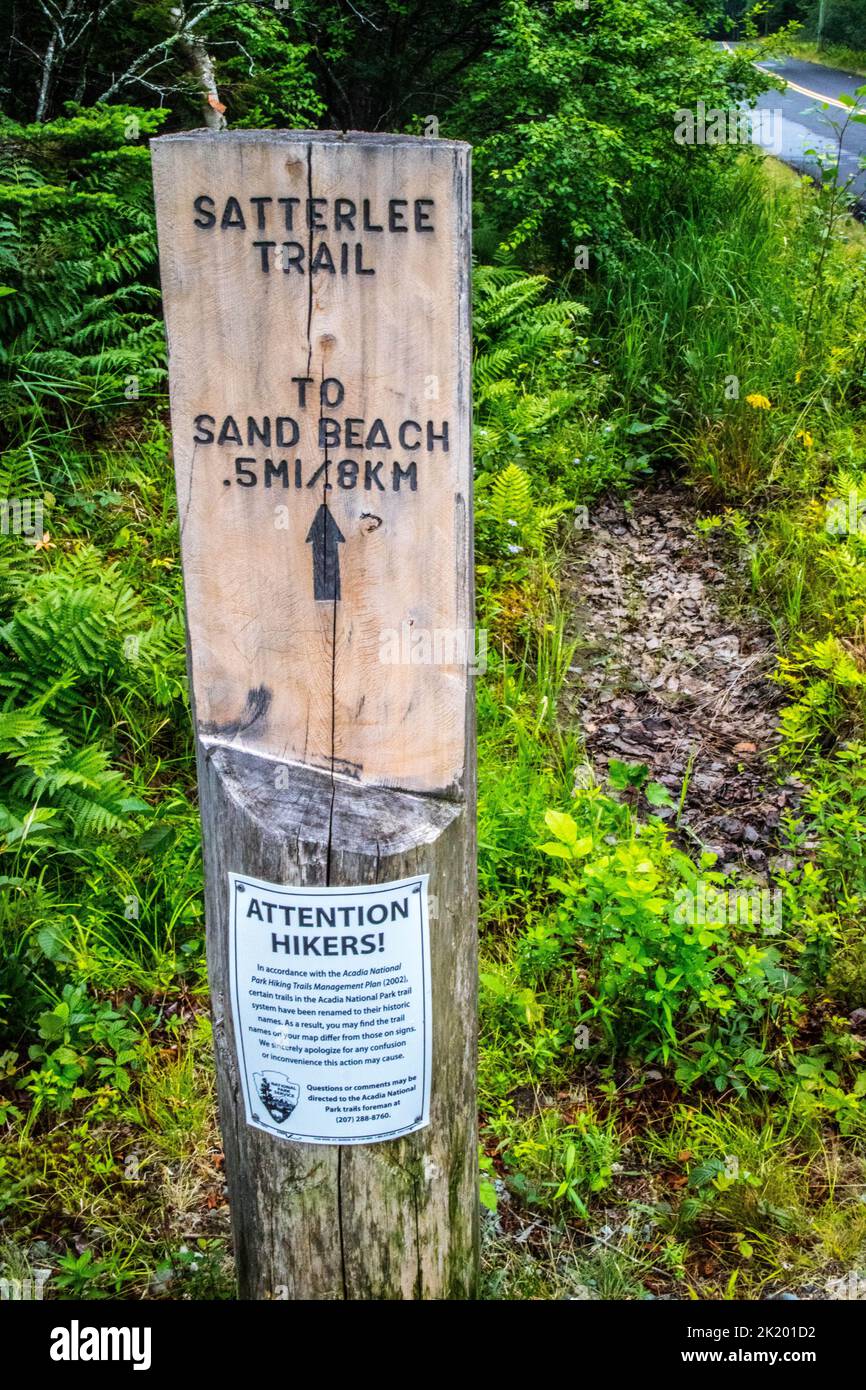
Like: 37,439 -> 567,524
722,41 -> 849,110
763,73 -> 848,110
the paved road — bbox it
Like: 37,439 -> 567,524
726,49 -> 866,209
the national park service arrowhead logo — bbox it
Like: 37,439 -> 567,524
253,1071 -> 300,1125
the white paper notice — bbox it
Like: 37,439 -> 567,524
228,871 -> 432,1144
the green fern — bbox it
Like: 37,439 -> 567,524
472,264 -> 589,475
12,739 -> 131,836
486,463 -> 534,526
0,546 -> 185,850
478,462 -> 571,552
0,562 -> 139,717
0,106 -> 167,436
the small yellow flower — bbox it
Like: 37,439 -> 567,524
796,429 -> 813,448
795,369 -> 803,384
31,532 -> 55,552
745,393 -> 772,410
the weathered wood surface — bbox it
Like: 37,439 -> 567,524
199,743 -> 478,1299
151,130 -> 473,797
153,131 -> 477,1300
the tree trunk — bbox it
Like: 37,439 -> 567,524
200,745 -> 478,1299
171,7 -> 226,130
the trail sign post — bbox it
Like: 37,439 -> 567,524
151,130 -> 477,1299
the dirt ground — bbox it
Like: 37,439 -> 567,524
561,486 -> 803,880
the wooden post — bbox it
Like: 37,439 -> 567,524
151,130 -> 477,1299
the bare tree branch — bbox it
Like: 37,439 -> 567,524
34,0 -> 126,120
35,0 -> 73,121
95,1 -> 223,105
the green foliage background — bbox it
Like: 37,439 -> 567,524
0,0 -> 865,1301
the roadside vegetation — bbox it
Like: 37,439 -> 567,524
758,2 -> 866,73
1,0 -> 865,1300
783,40 -> 866,75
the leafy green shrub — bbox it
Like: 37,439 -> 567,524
454,0 -> 768,266
21,983 -> 150,1119
827,938 -> 866,1010
539,787 -> 800,1090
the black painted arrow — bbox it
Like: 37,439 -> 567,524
306,503 -> 345,601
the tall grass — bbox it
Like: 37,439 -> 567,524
591,155 -> 866,496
